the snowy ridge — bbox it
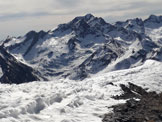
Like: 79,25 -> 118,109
0,60 -> 162,122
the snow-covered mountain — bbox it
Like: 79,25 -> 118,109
1,14 -> 162,82
0,14 -> 162,122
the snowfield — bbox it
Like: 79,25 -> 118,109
0,59 -> 162,122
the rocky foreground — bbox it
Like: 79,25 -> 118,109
103,83 -> 162,122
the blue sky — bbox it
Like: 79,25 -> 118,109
0,0 -> 162,40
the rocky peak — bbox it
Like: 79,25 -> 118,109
115,18 -> 144,33
25,30 -> 37,38
54,14 -> 110,36
134,18 -> 143,26
25,30 -> 47,40
144,15 -> 162,28
146,14 -> 160,22
84,13 -> 95,21
67,14 -> 95,27
144,14 -> 162,24
70,14 -> 107,29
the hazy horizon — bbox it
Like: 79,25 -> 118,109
0,0 -> 162,40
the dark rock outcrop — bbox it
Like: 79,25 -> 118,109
0,46 -> 40,84
103,83 -> 162,122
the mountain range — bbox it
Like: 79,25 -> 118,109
1,14 -> 162,83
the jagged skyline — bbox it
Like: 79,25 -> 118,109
0,0 -> 162,40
